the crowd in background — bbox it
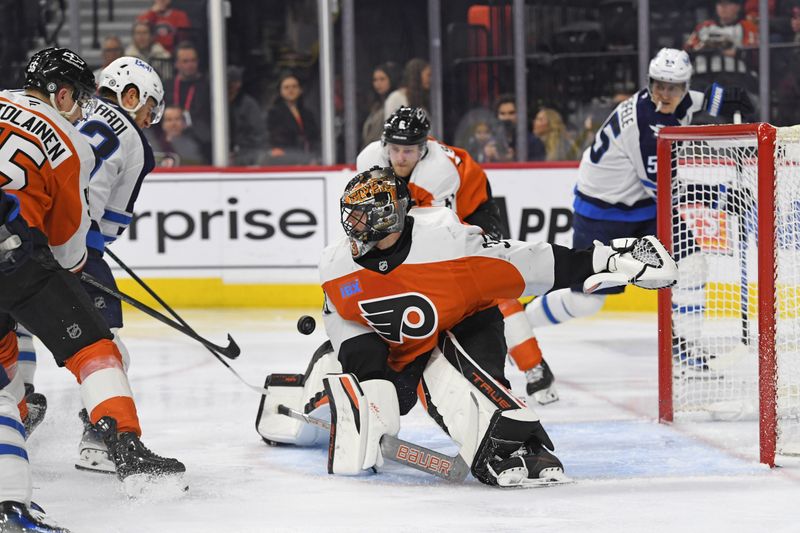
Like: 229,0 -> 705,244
7,0 -> 800,167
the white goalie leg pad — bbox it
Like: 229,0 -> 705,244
584,236 -> 678,293
256,345 -> 341,446
323,375 -> 400,474
0,388 -> 32,504
672,253 -> 708,340
419,339 -> 530,468
525,288 -> 606,328
110,328 -> 131,372
15,325 -> 36,387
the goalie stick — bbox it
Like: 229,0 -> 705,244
277,404 -> 471,483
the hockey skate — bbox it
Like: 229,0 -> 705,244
672,336 -> 722,379
75,409 -> 115,474
0,501 -> 70,532
525,359 -> 559,405
488,444 -> 572,488
95,416 -> 188,496
22,386 -> 46,439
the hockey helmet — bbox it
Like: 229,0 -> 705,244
25,47 -> 96,118
99,57 -> 165,124
648,48 -> 692,88
340,166 -> 410,259
383,106 -> 430,148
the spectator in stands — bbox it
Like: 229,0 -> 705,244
684,0 -> 758,56
146,105 -> 207,166
384,58 -> 430,121
493,94 -> 545,161
361,61 -> 401,148
167,41 -> 211,154
265,72 -> 320,165
137,0 -> 191,53
228,65 -> 266,166
532,107 -> 578,161
124,21 -> 171,71
464,119 -> 501,164
93,35 -> 124,82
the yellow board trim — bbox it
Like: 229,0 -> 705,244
116,279 -> 661,311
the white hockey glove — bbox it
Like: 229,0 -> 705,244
323,375 -> 400,475
583,236 -> 678,293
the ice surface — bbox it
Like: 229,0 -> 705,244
26,311 -> 800,532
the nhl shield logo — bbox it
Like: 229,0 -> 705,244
378,260 -> 389,272
94,296 -> 106,309
66,323 -> 82,339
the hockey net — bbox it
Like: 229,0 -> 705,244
657,123 -> 800,466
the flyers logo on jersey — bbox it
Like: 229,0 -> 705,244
358,292 -> 438,344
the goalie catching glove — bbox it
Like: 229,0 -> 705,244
584,236 -> 678,293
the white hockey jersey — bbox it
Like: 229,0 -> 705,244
320,207 -> 578,371
356,138 -> 490,221
574,88 -> 704,222
78,97 -> 155,252
0,90 -> 95,270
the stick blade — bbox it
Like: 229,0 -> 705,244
223,334 -> 241,359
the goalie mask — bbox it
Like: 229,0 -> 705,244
340,167 -> 410,259
99,56 -> 165,124
25,47 -> 97,119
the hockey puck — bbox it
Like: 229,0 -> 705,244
297,315 -> 316,335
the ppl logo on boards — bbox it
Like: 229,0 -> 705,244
340,279 -> 362,299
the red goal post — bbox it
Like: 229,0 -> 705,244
656,123 -> 779,466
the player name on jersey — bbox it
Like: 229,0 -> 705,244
92,102 -> 129,136
0,99 -> 73,167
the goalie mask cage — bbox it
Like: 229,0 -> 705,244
656,122 -> 800,467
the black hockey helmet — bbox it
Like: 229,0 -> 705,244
24,47 -> 96,113
382,106 -> 430,146
340,166 -> 410,259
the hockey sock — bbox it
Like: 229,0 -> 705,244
525,289 -> 606,328
498,299 -> 542,371
0,386 -> 32,504
65,339 -> 141,435
15,326 -> 36,387
0,331 -> 25,420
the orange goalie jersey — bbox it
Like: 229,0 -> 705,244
356,138 -> 490,221
0,90 -> 94,270
320,207 -> 591,371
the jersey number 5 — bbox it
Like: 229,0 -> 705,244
589,112 -> 621,164
0,130 -> 47,190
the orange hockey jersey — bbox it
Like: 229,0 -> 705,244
0,90 -> 94,270
320,208 -> 580,371
356,138 -> 490,221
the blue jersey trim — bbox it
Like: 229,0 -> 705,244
573,194 -> 656,222
102,210 -> 132,224
540,294 -> 560,324
0,443 -> 29,461
0,416 -> 26,439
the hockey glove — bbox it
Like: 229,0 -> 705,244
704,83 -> 754,119
583,236 -> 678,293
0,191 -> 32,274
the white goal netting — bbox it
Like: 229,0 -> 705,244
666,125 -> 800,457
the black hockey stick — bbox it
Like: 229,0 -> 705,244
277,404 -> 471,483
80,272 -> 241,359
